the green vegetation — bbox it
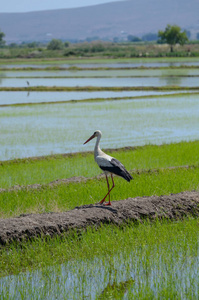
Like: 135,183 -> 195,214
0,56 -> 199,67
1,86 -> 199,92
0,218 -> 198,299
47,39 -> 69,50
0,29 -> 5,47
0,22 -> 198,60
0,136 -> 198,298
0,140 -> 199,188
0,41 -> 199,59
0,141 -> 199,218
0,54 -> 199,299
1,165 -> 199,219
158,24 -> 188,52
0,57 -> 199,298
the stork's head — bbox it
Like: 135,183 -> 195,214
84,130 -> 102,144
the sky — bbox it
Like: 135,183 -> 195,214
1,0 -> 124,13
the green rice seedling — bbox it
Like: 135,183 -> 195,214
1,56 -> 199,66
0,165 -> 199,218
0,218 -> 198,299
0,140 -> 199,189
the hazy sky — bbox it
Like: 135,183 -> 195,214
1,0 -> 124,13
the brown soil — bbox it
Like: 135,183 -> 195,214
0,191 -> 199,246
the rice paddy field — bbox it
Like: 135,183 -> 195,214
0,57 -> 199,299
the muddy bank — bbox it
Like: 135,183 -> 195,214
0,191 -> 199,246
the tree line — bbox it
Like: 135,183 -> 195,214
0,24 -> 199,54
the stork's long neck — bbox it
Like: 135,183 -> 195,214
94,134 -> 103,160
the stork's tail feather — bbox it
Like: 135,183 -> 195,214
121,170 -> 133,182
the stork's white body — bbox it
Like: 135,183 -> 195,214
84,130 -> 133,205
94,136 -> 112,173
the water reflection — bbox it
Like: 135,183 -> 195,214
0,247 -> 198,299
0,71 -> 6,85
99,274 -> 134,299
159,76 -> 183,86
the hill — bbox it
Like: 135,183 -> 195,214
0,0 -> 199,43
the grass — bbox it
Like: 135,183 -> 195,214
1,56 -> 199,298
0,218 -> 198,299
0,157 -> 199,218
1,65 -> 199,72
0,56 -> 199,65
1,140 -> 199,189
0,140 -> 199,218
0,140 -> 199,298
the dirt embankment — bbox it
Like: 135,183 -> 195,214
0,191 -> 199,246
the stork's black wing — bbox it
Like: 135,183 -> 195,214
100,158 -> 133,182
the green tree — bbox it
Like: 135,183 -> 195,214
64,41 -> 70,48
47,39 -> 64,50
0,29 -> 5,47
127,35 -> 142,42
158,24 -> 188,52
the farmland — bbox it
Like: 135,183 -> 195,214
0,56 -> 199,299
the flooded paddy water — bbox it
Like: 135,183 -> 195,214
1,57 -> 199,69
0,90 -> 179,105
0,94 -> 199,160
0,58 -> 199,161
1,221 -> 198,299
1,58 -> 199,299
1,250 -> 198,299
1,76 -> 199,88
1,68 -> 199,78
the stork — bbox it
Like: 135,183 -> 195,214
84,130 -> 133,205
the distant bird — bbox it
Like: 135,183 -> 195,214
26,81 -> 30,86
84,130 -> 133,205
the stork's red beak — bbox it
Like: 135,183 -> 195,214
83,134 -> 95,145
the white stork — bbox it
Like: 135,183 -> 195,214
84,130 -> 133,205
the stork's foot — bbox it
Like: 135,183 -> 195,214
104,202 -> 111,206
97,201 -> 112,206
98,199 -> 106,205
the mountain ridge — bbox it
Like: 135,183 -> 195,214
0,0 -> 199,43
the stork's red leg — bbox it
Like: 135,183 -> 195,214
99,174 -> 115,205
105,174 -> 115,206
99,175 -> 109,204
